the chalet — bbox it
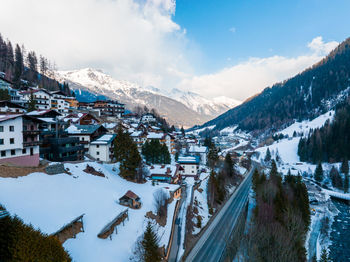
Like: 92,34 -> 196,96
188,145 -> 208,165
177,156 -> 200,177
141,113 -> 156,123
149,164 -> 182,184
0,101 -> 26,114
119,190 -> 142,209
63,113 -> 100,125
0,114 -> 42,167
89,134 -> 117,162
93,100 -> 125,118
66,124 -> 108,151
20,88 -> 52,110
50,91 -> 70,113
130,130 -> 148,151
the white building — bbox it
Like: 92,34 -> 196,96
0,101 -> 26,114
0,114 -> 41,167
188,145 -> 208,165
20,89 -> 52,110
177,156 -> 200,177
89,134 -> 117,162
141,113 -> 156,123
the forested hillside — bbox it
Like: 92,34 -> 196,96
298,97 -> 350,163
0,33 -> 72,95
202,37 -> 350,132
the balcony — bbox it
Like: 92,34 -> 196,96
23,130 -> 40,135
23,141 -> 42,147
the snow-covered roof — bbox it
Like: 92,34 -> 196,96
147,132 -> 164,139
66,124 -> 103,134
178,156 -> 200,164
149,164 -> 179,177
130,131 -> 143,137
189,145 -> 208,154
91,134 -> 117,145
37,117 -> 56,123
0,114 -> 22,122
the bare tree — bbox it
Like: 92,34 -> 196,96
153,189 -> 169,218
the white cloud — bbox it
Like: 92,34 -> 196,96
0,0 -> 189,89
0,2 -> 339,102
178,37 -> 339,100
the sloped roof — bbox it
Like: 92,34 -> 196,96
66,124 -> 104,134
0,114 -> 22,123
177,156 -> 200,164
91,134 -> 117,145
123,190 -> 140,200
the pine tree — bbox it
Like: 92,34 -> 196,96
224,153 -> 234,177
114,124 -> 141,180
344,173 -> 349,193
264,147 -> 271,162
180,126 -> 185,136
320,248 -> 329,262
341,158 -> 349,174
141,222 -> 161,262
13,44 -> 23,85
314,162 -> 324,182
27,92 -> 36,112
0,89 -> 10,100
330,166 -> 343,190
252,169 -> 260,193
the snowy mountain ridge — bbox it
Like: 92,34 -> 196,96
56,68 -> 240,126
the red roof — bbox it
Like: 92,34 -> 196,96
124,190 -> 140,200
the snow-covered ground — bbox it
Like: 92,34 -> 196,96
0,161 -> 179,262
192,176 -> 210,235
276,110 -> 334,137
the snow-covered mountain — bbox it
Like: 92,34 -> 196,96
56,68 -> 240,127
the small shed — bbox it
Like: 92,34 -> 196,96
119,190 -> 142,209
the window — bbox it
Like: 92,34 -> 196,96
11,149 -> 15,156
22,149 -> 27,154
10,138 -> 14,144
96,145 -> 99,148
1,151 -> 5,157
82,137 -> 85,141
0,139 -> 3,145
30,148 -> 34,156
9,126 -> 14,132
97,152 -> 100,155
0,126 -> 3,132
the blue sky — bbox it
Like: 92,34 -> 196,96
174,0 -> 350,74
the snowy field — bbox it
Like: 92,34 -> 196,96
0,161 -> 178,262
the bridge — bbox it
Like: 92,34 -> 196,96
323,189 -> 350,201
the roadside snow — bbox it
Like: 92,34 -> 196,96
192,176 -> 210,235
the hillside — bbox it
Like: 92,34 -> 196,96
56,68 -> 239,127
200,37 -> 350,133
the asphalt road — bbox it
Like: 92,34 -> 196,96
185,166 -> 255,262
168,185 -> 187,262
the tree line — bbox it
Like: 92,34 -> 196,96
141,140 -> 171,165
247,161 -> 310,261
298,99 -> 350,163
0,32 -> 72,95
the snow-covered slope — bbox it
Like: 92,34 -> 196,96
57,68 -> 240,127
0,162 -> 178,262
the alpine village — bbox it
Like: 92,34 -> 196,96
0,2 -> 350,262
